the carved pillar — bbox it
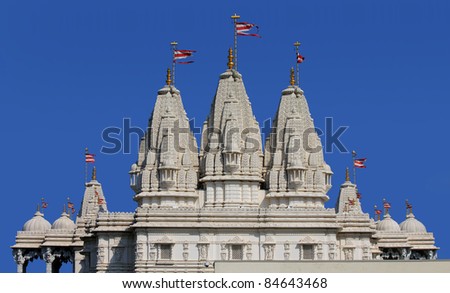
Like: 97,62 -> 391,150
43,248 -> 55,273
12,249 -> 26,273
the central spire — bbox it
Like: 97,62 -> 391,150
199,54 -> 263,208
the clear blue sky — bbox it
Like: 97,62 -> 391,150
1,0 -> 449,272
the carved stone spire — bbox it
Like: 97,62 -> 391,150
199,63 -> 263,208
130,75 -> 199,208
335,169 -> 362,214
264,74 -> 332,209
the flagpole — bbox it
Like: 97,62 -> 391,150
294,41 -> 301,85
352,150 -> 357,184
231,13 -> 240,70
85,147 -> 89,184
170,41 -> 178,85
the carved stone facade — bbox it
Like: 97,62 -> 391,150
11,62 -> 438,273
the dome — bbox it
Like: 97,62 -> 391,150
22,211 -> 51,232
131,163 -> 138,172
51,212 -> 76,230
400,213 -> 427,233
376,214 -> 401,232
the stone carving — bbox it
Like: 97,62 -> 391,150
284,241 -> 290,251
198,244 -> 209,261
97,247 -> 106,264
344,248 -> 354,261
136,243 -> 144,261
220,252 -> 227,261
264,245 -> 275,261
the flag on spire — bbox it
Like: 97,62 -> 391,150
383,201 -> 391,209
85,153 -> 95,163
41,198 -> 48,209
406,202 -> 412,209
173,49 -> 196,64
236,22 -> 261,37
67,199 -> 75,214
354,158 -> 367,168
297,53 -> 305,63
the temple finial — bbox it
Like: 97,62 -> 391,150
227,48 -> 234,70
345,167 -> 350,182
290,67 -> 295,85
166,68 -> 172,85
63,204 -> 67,214
92,166 -> 97,181
231,13 -> 240,20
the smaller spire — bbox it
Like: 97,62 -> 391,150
92,166 -> 97,181
290,67 -> 295,85
166,68 -> 172,85
345,167 -> 350,182
227,48 -> 234,70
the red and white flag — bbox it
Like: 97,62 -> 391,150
41,197 -> 48,209
173,49 -> 196,64
85,153 -> 95,163
297,53 -> 305,63
236,22 -> 261,37
383,202 -> 391,209
353,158 -> 367,168
375,209 -> 382,215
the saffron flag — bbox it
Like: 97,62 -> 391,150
173,49 -> 196,64
375,209 -> 382,215
297,53 -> 305,63
85,153 -> 95,163
236,22 -> 261,37
354,158 -> 367,168
67,201 -> 74,209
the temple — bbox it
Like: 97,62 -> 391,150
11,49 -> 438,273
